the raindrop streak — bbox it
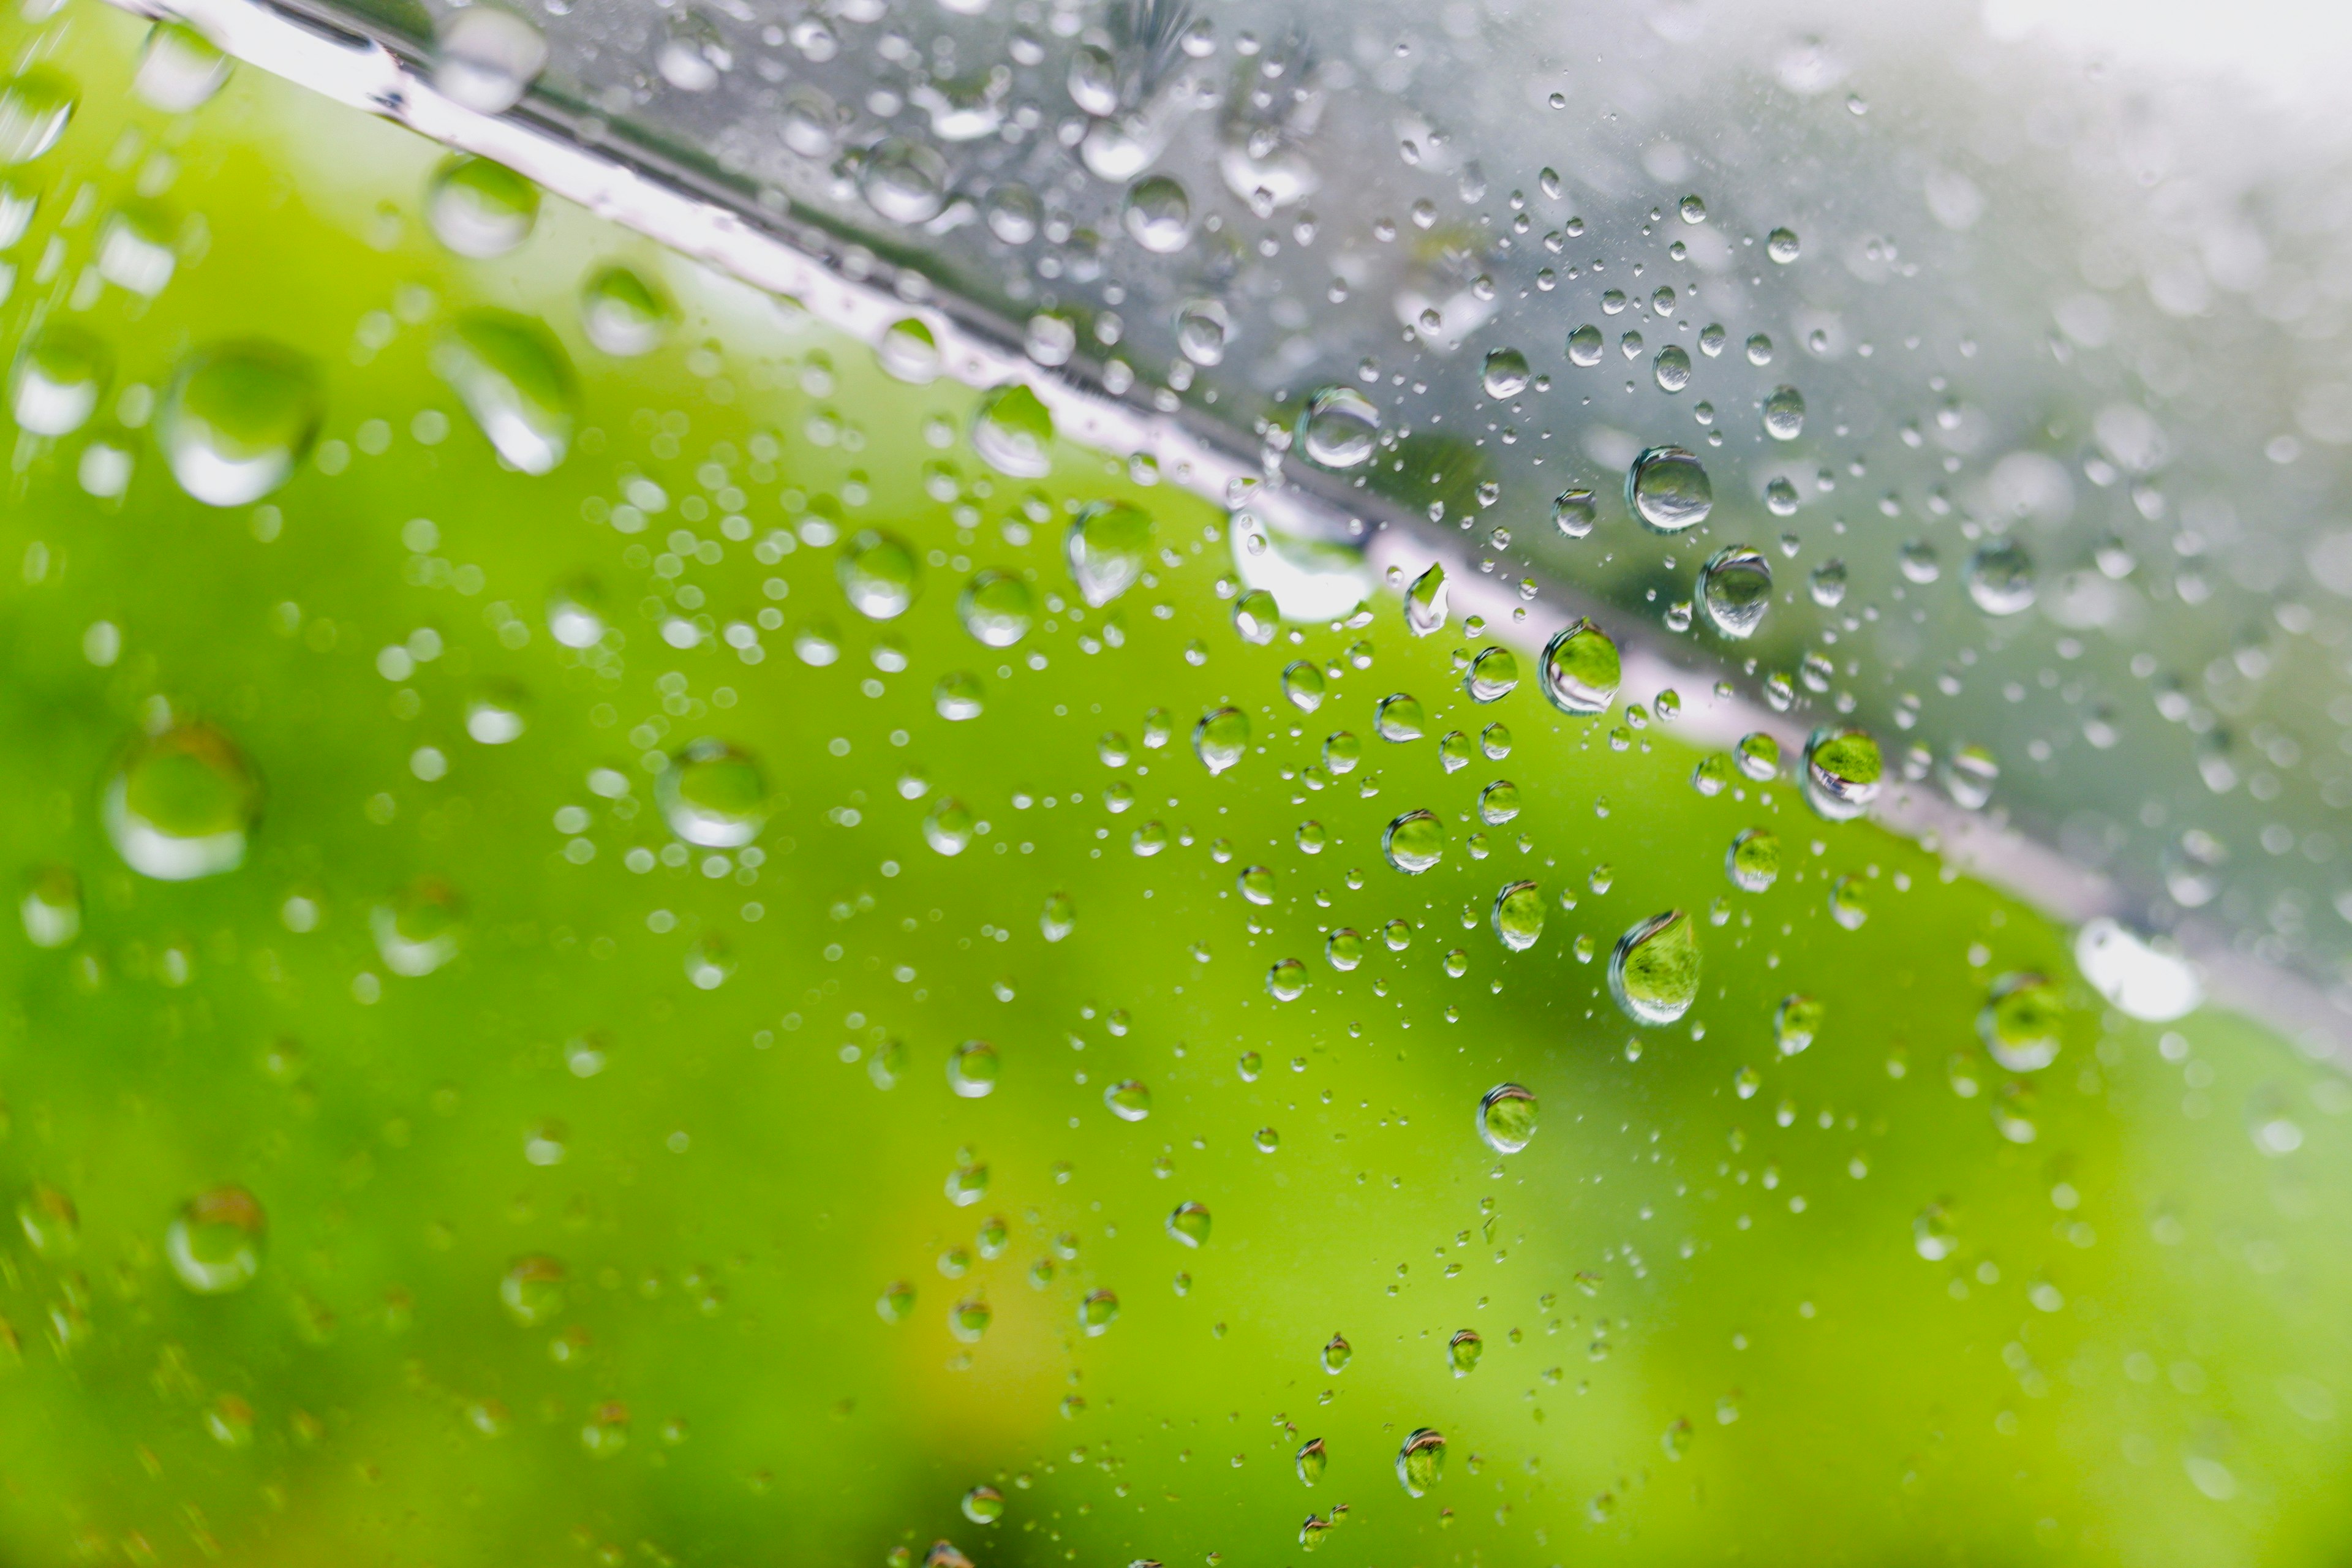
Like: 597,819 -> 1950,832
1492,881 -> 1544,951
1627,445 -> 1712,532
1382,810 -> 1444,874
1167,1201 -> 1211,1247
159,341 -> 324,507
1194,708 -> 1250,775
1966,539 -> 2037,615
1477,1083 -> 1538,1153
1540,619 -> 1621,714
1980,973 -> 2064,1072
1297,385 -> 1379,469
1801,728 -> 1883,821
0,69 -> 75,164
1763,384 -> 1806,440
839,530 -> 919,619
1698,546 -> 1773,639
959,570 -> 1035,646
658,739 -> 766,847
105,722 -> 262,880
1396,1430 -> 1446,1498
432,310 -> 577,474
972,383 -> 1054,478
1404,563 -> 1450,636
1481,347 -> 1530,399
427,153 -> 539,257
1464,647 -> 1518,703
1067,500 -> 1152,606
1727,827 -> 1781,892
165,1187 -> 265,1294
1610,910 -> 1700,1027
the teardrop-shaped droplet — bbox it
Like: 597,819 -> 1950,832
158,339 -> 323,506
1321,1333 -> 1352,1373
1609,909 -> 1700,1027
1066,500 -> 1152,606
1540,619 -> 1620,714
973,383 -> 1054,477
581,264 -> 673,357
1396,1429 -> 1446,1497
1297,385 -> 1379,469
1477,1082 -> 1538,1153
1627,445 -> 1712,532
1801,727 -> 1882,821
1403,563 -> 1449,636
1295,1437 -> 1327,1485
1698,545 -> 1773,639
1491,881 -> 1544,952
105,722 -> 262,880
658,738 -> 767,846
432,309 -> 576,474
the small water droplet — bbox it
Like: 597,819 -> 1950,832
1698,545 -> 1773,639
11,323 -> 110,437
1653,345 -> 1692,393
1374,693 -> 1426,742
973,383 -> 1055,478
1567,324 -> 1604,367
428,154 -> 538,257
1403,563 -> 1450,636
1167,1200 -> 1210,1246
1552,488 -> 1597,538
1122,174 -> 1192,252
1283,660 -> 1326,712
658,739 -> 766,846
1801,728 -> 1882,821
1766,226 -> 1801,263
949,1040 -> 1000,1097
1477,1082 -> 1538,1152
432,309 -> 576,474
1727,827 -> 1781,892
1979,973 -> 2064,1071
1965,538 -> 2036,615
1775,994 -> 1824,1055
167,1186 -> 265,1294
434,6 -> 548,113
1491,881 -> 1544,952
1464,646 -> 1518,703
1194,707 -> 1250,774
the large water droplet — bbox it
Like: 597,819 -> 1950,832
1477,1082 -> 1538,1153
658,739 -> 766,846
1763,384 -> 1806,440
1610,910 -> 1700,1027
1567,325 -> 1604,367
1175,298 -> 1229,366
862,137 -> 948,224
166,1186 -> 265,1294
1540,619 -> 1621,714
875,316 -> 940,384
1978,973 -> 2064,1072
1627,445 -> 1712,532
1775,994 -> 1824,1056
1698,545 -> 1773,639
1194,707 -> 1250,775
1374,693 -> 1425,742
1403,563 -> 1449,636
837,529 -> 920,619
1296,1437 -> 1327,1485
434,6 -> 548,114
1653,344 -> 1692,393
0,69 -> 74,164
11,323 -> 110,437
1234,589 -> 1281,644
105,722 -> 262,880
428,153 -> 538,257
1122,174 -> 1192,252
973,383 -> 1054,478
134,24 -> 228,113
1382,809 -> 1444,874
581,265 -> 673,357
1283,660 -> 1326,712
958,569 -> 1033,646
1167,1200 -> 1212,1247
1066,500 -> 1151,606
1801,727 -> 1882,821
158,339 -> 323,506
1297,385 -> 1379,469
1464,647 -> 1518,703
1492,881 -> 1544,951
1965,538 -> 2036,615
1480,347 -> 1530,399
1396,1429 -> 1446,1497
432,310 -> 576,474
1766,226 -> 1801,263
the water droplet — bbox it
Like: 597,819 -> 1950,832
166,1187 -> 265,1294
1567,324 -> 1604,367
1478,780 -> 1520,825
1766,226 -> 1801,263
1801,727 -> 1882,821
1678,194 -> 1708,224
1808,559 -> 1847,606
373,876 -> 464,977
1283,660 -> 1326,712
1238,865 -> 1276,905
1763,385 -> 1806,440
1102,1078 -> 1150,1121
1898,540 -> 1940,584
959,568 -> 1033,646
1267,958 -> 1309,1001
1167,1200 -> 1210,1247
949,1040 -> 1000,1098
18,1184 -> 77,1255
1735,732 -> 1781,782
97,201 -> 176,296
1913,1205 -> 1956,1262
500,1255 -> 566,1324
20,865 -> 78,948
1234,589 -> 1281,644
1828,875 -> 1869,930
1978,973 -> 2064,1072
1326,928 -> 1363,970
105,722 -> 262,880
961,1486 -> 1005,1525
1122,174 -> 1192,252
1553,488 -> 1597,538
949,1297 -> 992,1340
1653,344 -> 1692,393
134,24 -> 228,113
1698,545 -> 1772,639
1610,910 -> 1700,1027
432,310 -> 576,474
1627,446 -> 1712,532
873,315 -> 941,385
1194,707 -> 1250,775
935,673 -> 986,722
922,799 -> 973,858
862,137 -> 948,224
1775,994 -> 1823,1055
1965,538 -> 2037,615
428,154 -> 538,257
0,69 -> 74,164
1041,891 -> 1076,943
658,739 -> 766,847
1321,1332 -> 1352,1373
1463,646 -> 1519,703
434,6 -> 548,113
158,340 -> 324,506
1254,1126 -> 1281,1152
581,265 -> 673,357
1727,828 -> 1780,892
1077,1288 -> 1120,1335
1396,1429 -> 1446,1497
2073,918 -> 2200,1022
973,383 -> 1055,478
1174,298 -> 1229,366
1446,1328 -> 1483,1376
1540,619 -> 1621,714
1066,500 -> 1152,606
834,529 -> 919,620
1403,563 -> 1450,636
1492,881 -> 1545,952
1298,385 -> 1379,469
1940,743 -> 1999,810
1323,731 -> 1362,774
11,324 -> 110,437
1296,1437 -> 1327,1485
1382,809 -> 1444,874
1374,693 -> 1425,742
1477,1082 -> 1538,1152
1481,347 -> 1530,399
